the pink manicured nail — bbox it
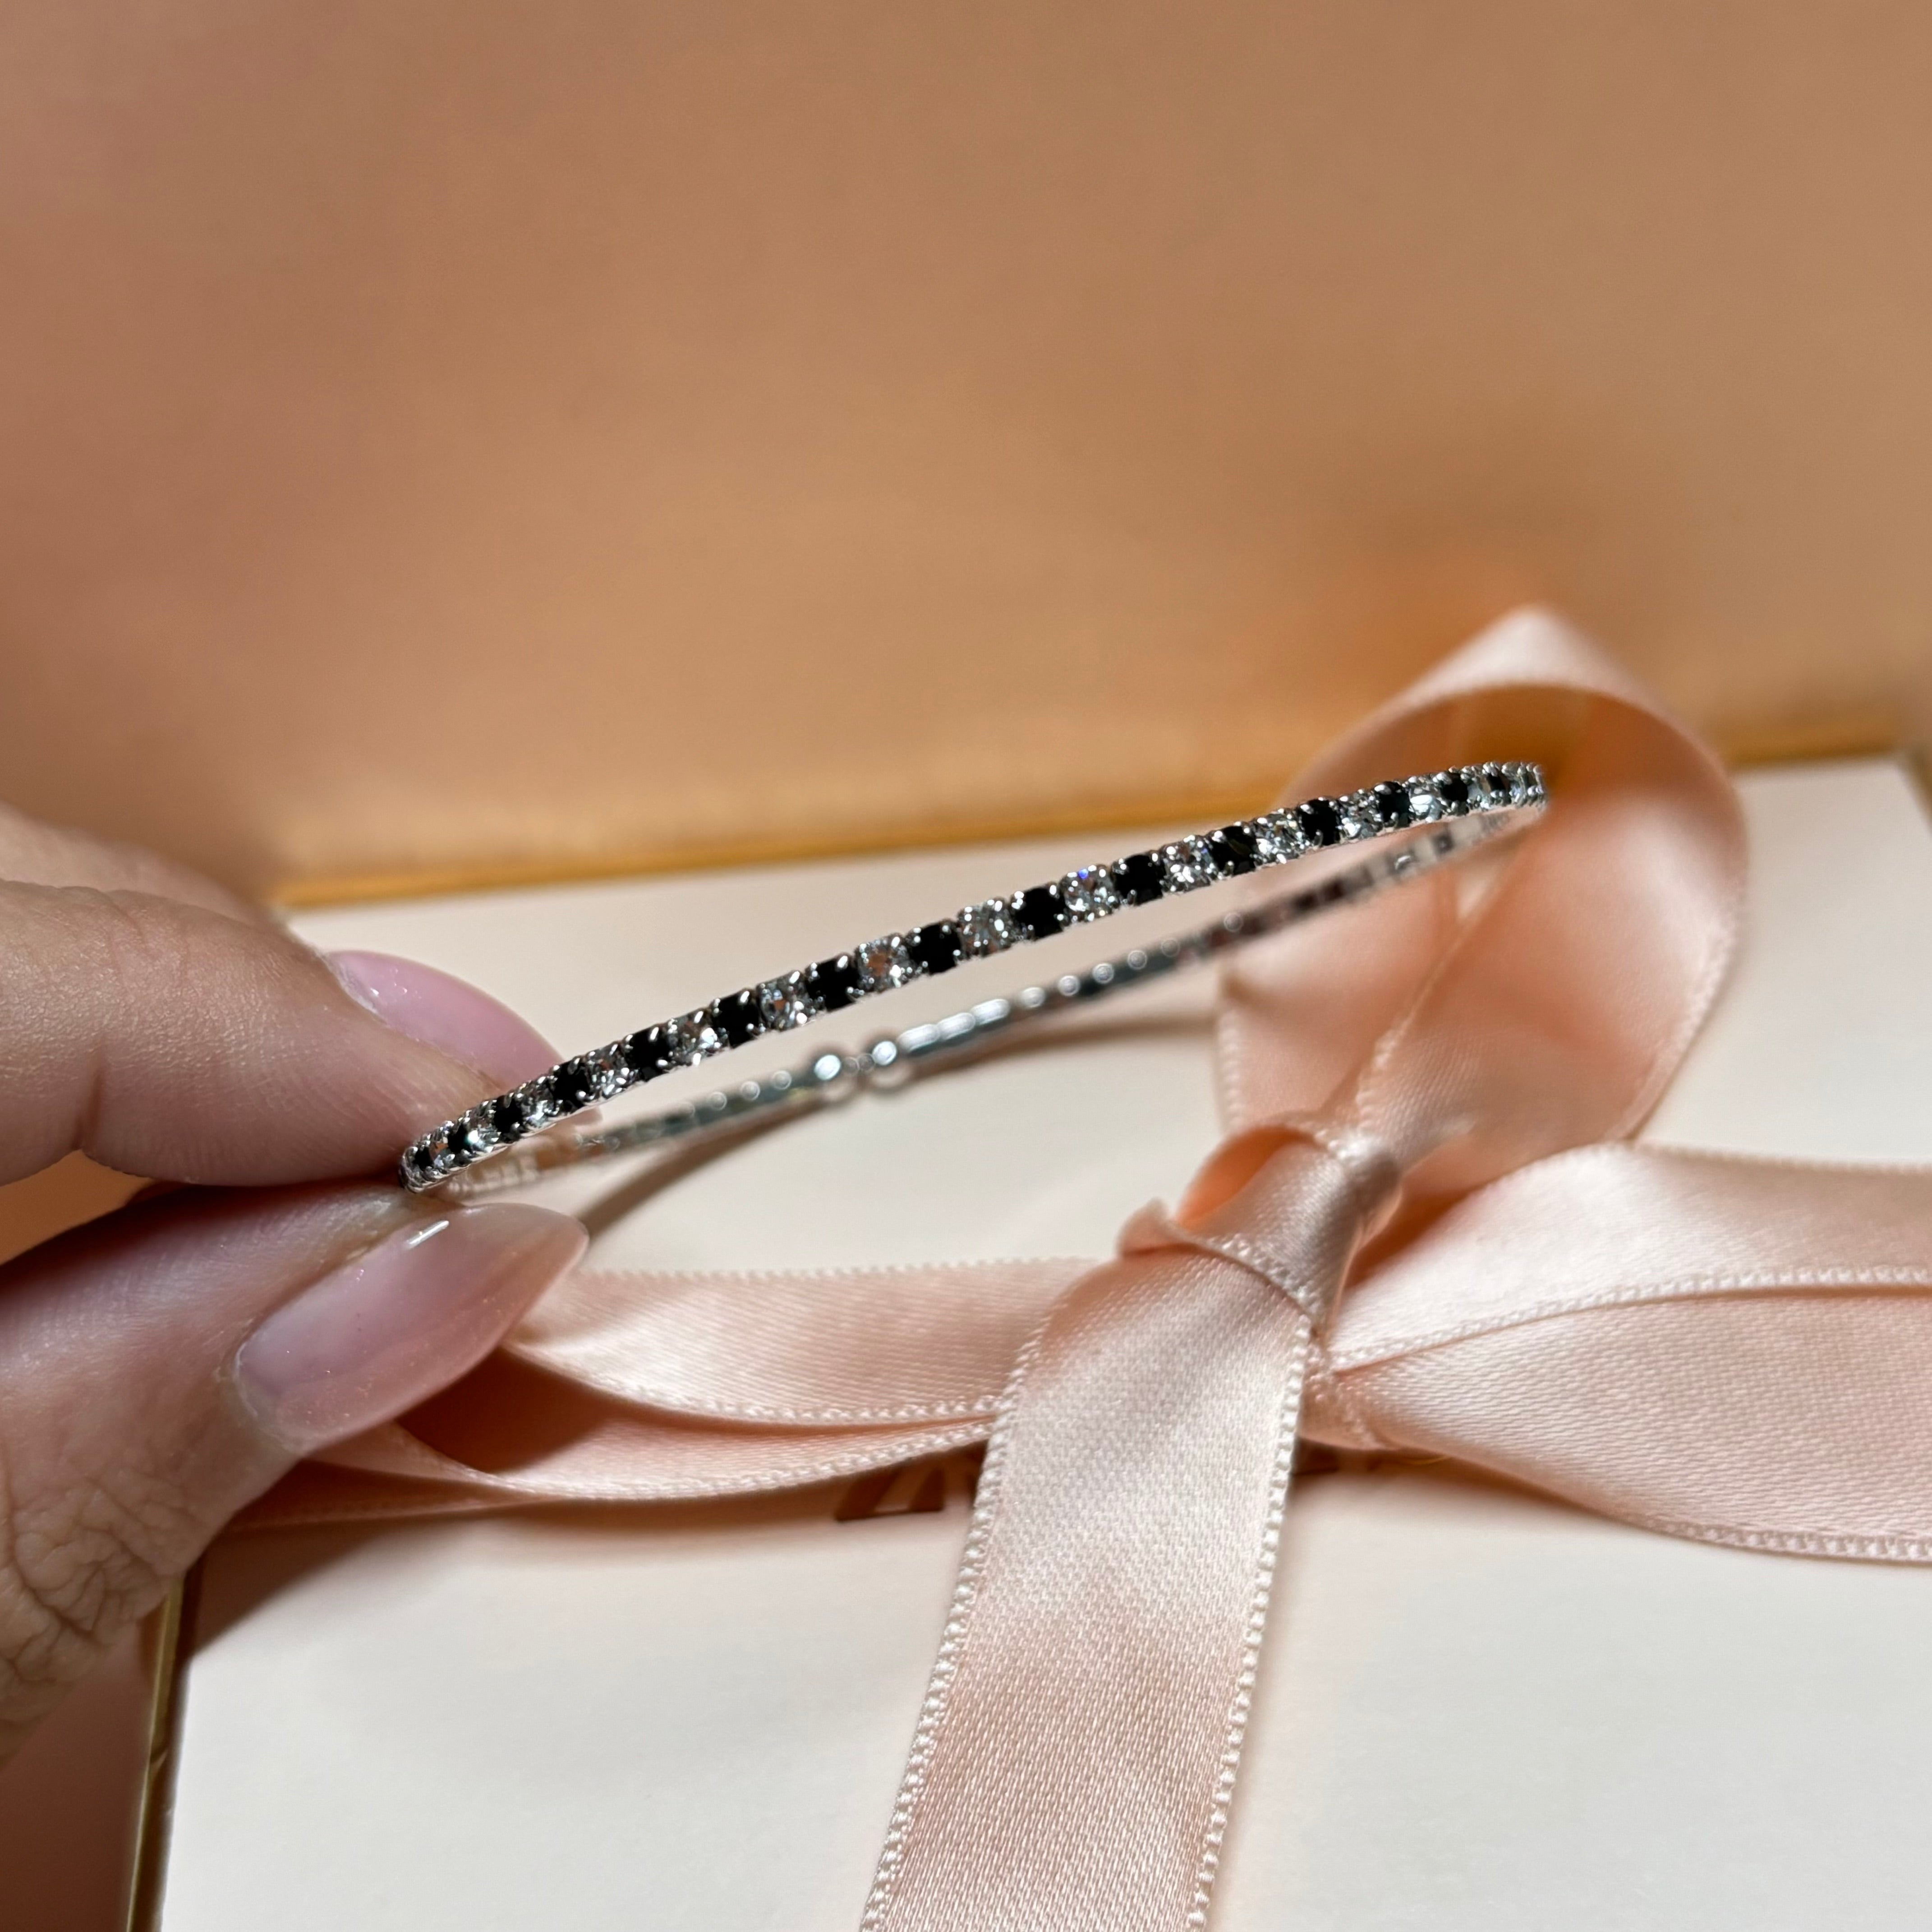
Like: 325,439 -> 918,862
232,1204 -> 586,1455
328,949 -> 557,1088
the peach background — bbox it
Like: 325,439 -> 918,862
1,2 -> 1929,903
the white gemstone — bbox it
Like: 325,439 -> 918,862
1337,791 -> 1382,840
581,1044 -> 629,1100
1059,864 -> 1121,921
1250,812 -> 1305,863
856,935 -> 914,993
758,973 -> 816,1030
959,898 -> 1017,956
1406,777 -> 1444,822
1159,836 -> 1215,892
455,1107 -> 501,1158
518,1078 -> 563,1129
667,1009 -> 723,1065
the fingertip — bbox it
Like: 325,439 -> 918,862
326,950 -> 557,1091
231,1201 -> 587,1456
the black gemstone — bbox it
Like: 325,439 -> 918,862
1111,852 -> 1165,906
909,920 -> 963,976
1436,771 -> 1471,815
808,954 -> 864,1011
549,1061 -> 593,1112
1296,797 -> 1343,846
623,1026 -> 672,1079
490,1091 -> 529,1140
1371,781 -> 1413,828
1210,825 -> 1258,875
713,989 -> 764,1048
1482,764 -> 1513,805
1015,884 -> 1069,941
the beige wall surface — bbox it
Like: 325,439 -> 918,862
1,3 -> 1929,898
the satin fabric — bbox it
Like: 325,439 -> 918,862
262,608 -> 1932,1929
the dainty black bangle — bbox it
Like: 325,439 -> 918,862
398,762 -> 1546,1192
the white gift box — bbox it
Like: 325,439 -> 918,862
143,757 -> 1932,1931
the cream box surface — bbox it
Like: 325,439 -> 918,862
152,760 -> 1932,1930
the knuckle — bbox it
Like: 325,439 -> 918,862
0,1445 -> 200,1733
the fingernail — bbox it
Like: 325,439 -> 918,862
327,949 -> 557,1088
232,1204 -> 586,1454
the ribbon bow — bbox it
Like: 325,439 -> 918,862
267,610 -> 1932,1931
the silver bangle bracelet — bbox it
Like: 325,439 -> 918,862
399,762 -> 1546,1193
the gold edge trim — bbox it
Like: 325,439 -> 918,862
124,1565 -> 200,1932
1718,721 -> 1910,770
269,786 -> 1280,910
269,733 -> 1921,912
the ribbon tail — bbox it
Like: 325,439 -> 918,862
861,1142 -> 1364,1932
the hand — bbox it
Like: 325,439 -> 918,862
0,802 -> 585,1758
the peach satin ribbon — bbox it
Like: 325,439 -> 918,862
271,611 -> 1932,1928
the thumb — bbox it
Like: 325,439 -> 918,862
0,1182 -> 583,1757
